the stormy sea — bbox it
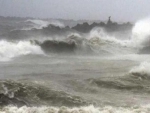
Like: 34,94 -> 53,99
0,16 -> 150,113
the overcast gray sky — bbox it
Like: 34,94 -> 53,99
0,0 -> 150,22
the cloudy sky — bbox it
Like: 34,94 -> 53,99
0,0 -> 150,22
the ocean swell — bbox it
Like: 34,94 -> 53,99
0,80 -> 88,107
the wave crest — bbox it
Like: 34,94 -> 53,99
0,40 -> 44,61
129,62 -> 150,79
25,19 -> 65,30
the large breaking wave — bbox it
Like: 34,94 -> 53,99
1,17 -> 150,61
89,17 -> 150,54
0,40 -> 44,61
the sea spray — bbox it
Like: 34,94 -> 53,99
131,18 -> 150,48
0,40 -> 44,61
89,18 -> 150,49
25,19 -> 65,29
130,62 -> 150,78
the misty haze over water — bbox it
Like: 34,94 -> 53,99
0,0 -> 150,113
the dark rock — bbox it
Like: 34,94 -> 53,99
40,40 -> 76,53
72,17 -> 133,33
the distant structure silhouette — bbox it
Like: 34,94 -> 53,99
107,16 -> 113,25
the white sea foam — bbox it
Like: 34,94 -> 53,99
2,17 -> 150,61
89,27 -> 130,46
88,28 -> 133,54
130,62 -> 150,77
49,20 -> 65,28
0,40 -> 44,61
1,105 -> 150,113
25,19 -> 65,29
131,18 -> 150,48
26,19 -> 49,29
89,17 -> 150,49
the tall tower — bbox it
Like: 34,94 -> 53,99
107,16 -> 112,25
